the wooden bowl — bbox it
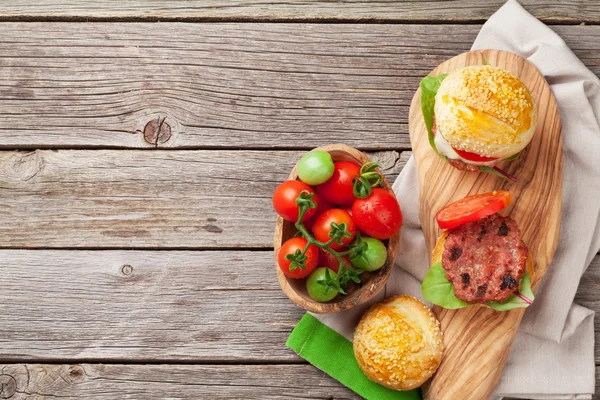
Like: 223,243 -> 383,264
274,144 -> 400,313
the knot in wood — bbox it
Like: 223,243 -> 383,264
68,365 -> 85,381
7,151 -> 45,181
143,117 -> 171,146
121,264 -> 134,276
0,374 -> 17,399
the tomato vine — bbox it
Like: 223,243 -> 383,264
285,190 -> 368,295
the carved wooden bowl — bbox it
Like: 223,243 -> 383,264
274,143 -> 400,313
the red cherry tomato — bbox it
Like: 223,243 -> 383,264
452,147 -> 498,162
317,161 -> 361,205
277,237 -> 319,279
304,194 -> 333,232
313,209 -> 357,250
436,190 -> 511,230
352,188 -> 402,240
318,248 -> 351,273
272,180 -> 317,222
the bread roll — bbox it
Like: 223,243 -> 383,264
434,65 -> 537,159
353,295 -> 444,390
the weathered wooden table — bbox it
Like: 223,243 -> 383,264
0,2 -> 598,399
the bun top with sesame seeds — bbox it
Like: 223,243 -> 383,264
434,65 -> 537,159
353,295 -> 444,391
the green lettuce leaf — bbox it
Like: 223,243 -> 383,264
478,165 -> 517,182
478,165 -> 509,179
422,262 -> 534,311
486,272 -> 534,311
422,261 -> 469,309
420,74 -> 447,160
503,151 -> 521,161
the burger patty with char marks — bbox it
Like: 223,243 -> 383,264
442,214 -> 528,303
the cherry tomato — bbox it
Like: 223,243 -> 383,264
313,209 -> 357,250
350,237 -> 387,272
272,180 -> 317,222
277,237 -> 319,279
318,248 -> 351,273
297,151 -> 335,185
452,147 -> 498,162
306,267 -> 338,302
436,190 -> 511,230
304,194 -> 333,232
317,161 -> 361,205
352,188 -> 402,240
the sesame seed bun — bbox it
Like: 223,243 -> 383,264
353,295 -> 444,391
434,65 -> 537,159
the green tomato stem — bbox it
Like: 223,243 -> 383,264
293,196 -> 362,291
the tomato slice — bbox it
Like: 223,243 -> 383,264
452,147 -> 498,162
436,191 -> 511,230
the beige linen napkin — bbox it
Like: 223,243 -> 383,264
317,1 -> 600,398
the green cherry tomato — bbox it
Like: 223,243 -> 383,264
306,267 -> 338,302
297,151 -> 335,185
350,237 -> 387,272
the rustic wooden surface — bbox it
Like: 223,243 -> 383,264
409,50 -> 563,400
0,2 -> 598,399
0,24 -> 598,150
0,1 -> 597,23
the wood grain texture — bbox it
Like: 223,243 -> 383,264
0,24 -> 598,150
275,144 -> 399,313
0,364 -> 360,399
1,363 -> 599,400
0,1 -> 597,23
408,51 -> 563,399
0,248 -> 595,365
0,250 -> 302,362
0,248 -> 596,364
0,149 -> 404,249
0,363 -> 599,400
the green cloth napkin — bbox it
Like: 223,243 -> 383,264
287,313 -> 422,400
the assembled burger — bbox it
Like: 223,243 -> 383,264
421,65 -> 537,178
422,191 -> 535,311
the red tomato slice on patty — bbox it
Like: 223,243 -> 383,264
452,147 -> 498,163
436,190 -> 512,230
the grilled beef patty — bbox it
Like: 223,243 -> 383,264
442,214 -> 528,303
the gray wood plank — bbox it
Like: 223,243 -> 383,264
0,248 -> 596,363
0,250 -> 303,362
0,363 -> 595,400
0,24 -> 598,150
0,1 -> 597,23
0,364 -> 600,400
0,364 -> 360,399
0,149 -> 405,248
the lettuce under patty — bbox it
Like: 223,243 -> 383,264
421,261 -> 534,311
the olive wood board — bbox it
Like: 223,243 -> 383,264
408,50 -> 563,399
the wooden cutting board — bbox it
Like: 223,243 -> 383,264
408,50 -> 563,399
